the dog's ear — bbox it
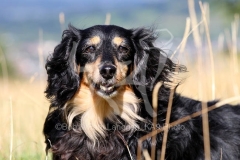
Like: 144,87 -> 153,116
45,24 -> 81,107
131,28 -> 186,89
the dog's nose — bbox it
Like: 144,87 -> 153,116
100,65 -> 116,79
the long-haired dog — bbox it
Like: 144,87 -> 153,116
43,25 -> 240,160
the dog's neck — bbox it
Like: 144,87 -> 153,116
64,83 -> 143,144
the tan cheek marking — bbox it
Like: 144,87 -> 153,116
115,58 -> 128,82
83,57 -> 102,85
113,37 -> 123,46
90,36 -> 101,45
83,64 -> 93,85
92,57 -> 101,82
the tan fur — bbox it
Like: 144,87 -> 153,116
115,58 -> 129,83
77,65 -> 81,74
113,37 -> 123,46
82,57 -> 101,85
89,36 -> 101,45
65,85 -> 143,144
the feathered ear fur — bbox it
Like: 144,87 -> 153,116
45,25 -> 81,107
131,28 -> 186,89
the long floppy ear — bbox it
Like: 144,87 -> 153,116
45,25 -> 81,107
131,27 -> 186,90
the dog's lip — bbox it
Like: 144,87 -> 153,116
92,82 -> 119,96
97,83 -> 118,92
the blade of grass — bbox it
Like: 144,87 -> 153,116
105,13 -> 111,25
171,17 -> 191,59
199,1 -> 215,100
59,12 -> 65,32
160,87 -> 176,160
9,97 -> 13,160
217,33 -> 224,52
231,14 -> 239,95
143,149 -> 151,160
151,82 -> 162,160
201,102 -> 211,160
188,0 -> 204,100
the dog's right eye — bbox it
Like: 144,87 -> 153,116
84,46 -> 95,53
118,46 -> 129,54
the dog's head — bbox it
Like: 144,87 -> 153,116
78,25 -> 135,99
45,25 -> 185,142
46,25 -> 182,105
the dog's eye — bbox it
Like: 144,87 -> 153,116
84,46 -> 95,53
118,46 -> 129,54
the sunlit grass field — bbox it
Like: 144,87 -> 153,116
0,80 -> 49,159
0,1 -> 240,159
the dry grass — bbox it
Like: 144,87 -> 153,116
0,80 -> 50,159
177,54 -> 240,100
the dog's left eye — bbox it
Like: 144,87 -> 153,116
84,46 -> 95,53
118,46 -> 129,54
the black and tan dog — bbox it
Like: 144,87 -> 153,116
44,25 -> 240,160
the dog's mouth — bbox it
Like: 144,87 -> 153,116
92,82 -> 119,98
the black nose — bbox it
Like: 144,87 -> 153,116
100,65 -> 116,79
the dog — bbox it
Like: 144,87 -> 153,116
43,24 -> 240,160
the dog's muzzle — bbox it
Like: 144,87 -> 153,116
91,63 -> 118,98
99,64 -> 116,80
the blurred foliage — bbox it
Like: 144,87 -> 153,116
210,0 -> 240,18
0,39 -> 17,78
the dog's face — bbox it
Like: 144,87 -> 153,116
45,24 -> 177,107
78,25 -> 134,98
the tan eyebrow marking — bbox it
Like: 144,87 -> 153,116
113,37 -> 124,46
89,36 -> 101,45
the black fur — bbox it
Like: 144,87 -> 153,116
44,25 -> 240,160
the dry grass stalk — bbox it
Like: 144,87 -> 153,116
215,96 -> 240,107
201,102 -> 211,160
105,13 -> 111,25
203,3 -> 210,25
224,29 -> 237,96
217,33 -> 224,52
151,82 -> 162,160
171,19 -> 204,59
171,18 -> 204,71
160,87 -> 176,160
179,18 -> 191,55
143,149 -> 151,160
199,1 -> 216,100
224,29 -> 232,53
9,97 -> 13,160
59,12 -> 65,32
188,0 -> 204,100
137,139 -> 143,159
188,0 -> 202,48
231,14 -> 239,95
171,17 -> 191,59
